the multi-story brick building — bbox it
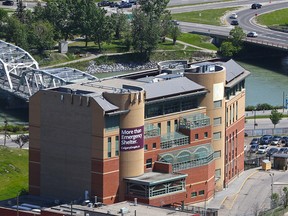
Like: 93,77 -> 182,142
29,59 -> 249,207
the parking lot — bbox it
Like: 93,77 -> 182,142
244,135 -> 288,167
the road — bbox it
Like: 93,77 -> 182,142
219,170 -> 288,216
171,0 -> 288,49
0,134 -> 28,149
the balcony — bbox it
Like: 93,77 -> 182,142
144,123 -> 160,139
160,132 -> 189,149
179,113 -> 210,130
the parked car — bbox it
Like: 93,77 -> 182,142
2,0 -> 14,6
118,2 -> 132,8
247,32 -> 258,37
230,13 -> 238,19
280,136 -> 288,145
129,0 -> 137,4
251,3 -> 262,9
250,144 -> 259,153
260,135 -> 272,145
230,20 -> 239,25
109,2 -> 119,7
278,147 -> 288,154
250,137 -> 260,145
266,147 -> 278,157
271,135 -> 282,145
98,0 -> 111,7
257,145 -> 267,154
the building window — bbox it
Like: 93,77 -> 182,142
158,123 -> 161,134
191,192 -> 197,197
229,106 -> 232,125
226,107 -> 228,127
115,136 -> 119,156
167,121 -> 171,133
215,169 -> 221,181
108,137 -> 112,158
199,190 -> 205,196
195,134 -> 199,140
236,101 -> 238,120
213,117 -> 221,126
146,158 -> 152,168
213,132 -> 221,140
204,132 -> 208,138
174,119 -> 178,131
214,150 -> 221,158
144,144 -> 148,151
214,100 -> 222,108
152,143 -> 156,149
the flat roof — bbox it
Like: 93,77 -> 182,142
125,172 -> 187,186
273,154 -> 288,158
46,201 -> 193,216
56,76 -> 205,101
88,201 -> 191,215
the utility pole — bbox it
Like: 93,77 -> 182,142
269,173 -> 274,209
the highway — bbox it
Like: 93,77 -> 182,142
169,0 -> 288,49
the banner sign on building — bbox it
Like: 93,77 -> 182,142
120,125 -> 144,151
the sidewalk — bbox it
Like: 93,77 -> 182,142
245,109 -> 288,118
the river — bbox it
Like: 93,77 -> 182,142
1,56 -> 288,125
238,55 -> 288,107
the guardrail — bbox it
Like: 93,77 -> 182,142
245,127 -> 288,137
244,38 -> 288,50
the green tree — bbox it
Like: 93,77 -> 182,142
170,25 -> 181,45
131,9 -> 159,60
111,11 -> 129,40
271,192 -> 279,208
15,0 -> 27,23
28,21 -> 55,54
229,26 -> 245,47
131,0 -> 170,60
74,0 -> 99,47
91,8 -> 113,51
219,41 -> 235,58
219,26 -> 245,57
0,9 -> 8,38
283,187 -> 288,208
41,0 -> 75,40
269,109 -> 283,129
139,0 -> 169,18
3,16 -> 29,49
160,12 -> 172,42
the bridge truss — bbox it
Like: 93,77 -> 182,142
0,40 -> 97,101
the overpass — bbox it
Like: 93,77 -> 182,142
0,40 -> 97,102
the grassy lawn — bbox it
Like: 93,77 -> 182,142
256,8 -> 288,26
172,7 -> 240,26
0,146 -> 28,201
177,33 -> 218,51
37,35 -> 215,68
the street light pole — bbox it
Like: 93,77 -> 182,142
269,173 -> 274,209
253,108 -> 257,130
